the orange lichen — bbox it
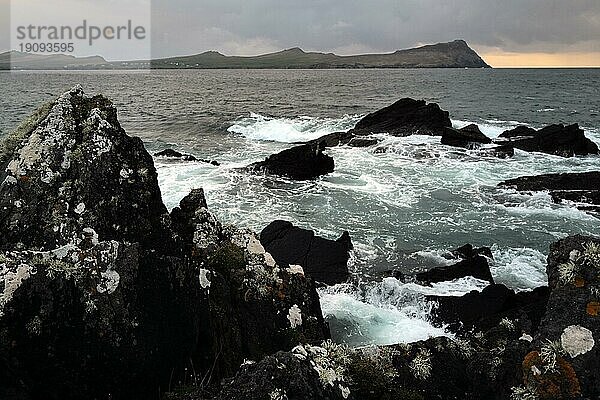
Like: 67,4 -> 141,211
522,351 -> 581,399
574,277 -> 585,288
586,301 -> 600,316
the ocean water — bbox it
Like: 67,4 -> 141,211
1,69 -> 599,346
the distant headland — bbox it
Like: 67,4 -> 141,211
0,40 -> 491,70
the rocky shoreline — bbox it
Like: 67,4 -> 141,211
1,87 -> 599,400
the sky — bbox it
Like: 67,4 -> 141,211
1,0 -> 599,67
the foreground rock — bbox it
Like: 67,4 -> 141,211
0,87 -> 329,399
495,123 -> 599,157
169,234 -> 600,400
532,235 -> 600,398
417,243 -> 494,284
350,98 -> 452,137
500,171 -> 600,214
0,86 -> 198,399
247,142 -> 334,180
441,124 -> 492,148
260,220 -> 352,285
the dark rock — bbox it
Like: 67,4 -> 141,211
347,137 -> 379,147
306,131 -> 354,147
260,220 -> 352,285
0,86 -> 200,399
212,351 -> 344,400
155,148 -> 220,166
417,255 -> 494,284
500,171 -> 600,213
351,98 -> 452,137
495,124 -> 599,157
430,284 -> 550,333
155,148 -> 198,161
523,235 -> 600,399
0,86 -> 171,252
247,142 -> 334,180
478,144 -> 515,158
0,87 -> 330,400
441,125 -> 492,148
417,243 -> 494,284
451,243 -> 494,260
498,125 -> 537,139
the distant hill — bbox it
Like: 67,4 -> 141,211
0,40 -> 490,70
0,51 -> 110,70
151,40 -> 490,69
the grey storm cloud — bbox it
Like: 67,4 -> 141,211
148,0 -> 600,56
1,0 -> 599,57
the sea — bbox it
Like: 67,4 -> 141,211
1,68 -> 599,347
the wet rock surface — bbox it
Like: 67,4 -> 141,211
417,243 -> 494,285
260,220 -> 352,285
246,142 -> 334,180
500,171 -> 600,214
350,98 -> 452,137
154,149 -> 220,165
441,124 -> 492,148
495,123 -> 599,157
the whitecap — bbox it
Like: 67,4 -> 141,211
227,112 -> 362,143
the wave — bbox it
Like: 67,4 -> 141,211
227,112 -> 362,143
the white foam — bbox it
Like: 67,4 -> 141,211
490,246 -> 548,292
319,280 -> 451,347
227,112 -> 361,143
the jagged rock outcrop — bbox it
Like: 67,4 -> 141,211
0,87 -> 329,400
260,221 -> 352,285
441,124 -> 492,148
529,235 -> 600,398
350,98 -> 452,137
495,124 -> 599,157
500,171 -> 600,214
0,86 -> 199,400
247,142 -> 334,180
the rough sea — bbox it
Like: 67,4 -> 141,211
1,68 -> 599,346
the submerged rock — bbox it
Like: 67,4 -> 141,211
247,142 -> 334,180
155,148 -> 220,165
351,98 -> 452,137
441,124 -> 492,148
260,220 -> 352,285
306,132 -> 379,148
495,123 -> 599,157
417,255 -> 494,285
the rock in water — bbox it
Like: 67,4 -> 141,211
246,142 -> 334,180
351,98 -> 451,137
496,124 -> 599,157
500,171 -> 600,214
417,256 -> 494,285
498,125 -> 537,139
441,125 -> 492,148
0,86 -> 199,399
260,220 -> 352,285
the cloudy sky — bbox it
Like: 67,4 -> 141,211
2,0 -> 599,66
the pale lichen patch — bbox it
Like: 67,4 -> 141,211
287,304 -> 303,328
199,268 -> 211,289
561,325 -> 595,358
97,269 -> 120,295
